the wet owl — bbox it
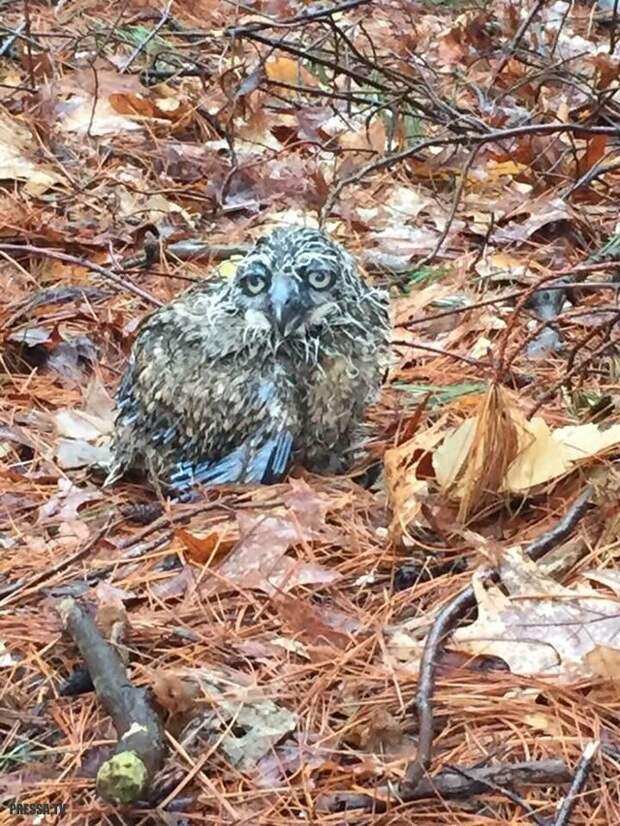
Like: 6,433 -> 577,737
106,227 -> 391,491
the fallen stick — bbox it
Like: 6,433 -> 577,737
553,740 -> 599,826
403,484 -> 594,795
322,758 -> 571,812
57,598 -> 165,804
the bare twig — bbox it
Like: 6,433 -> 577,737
553,740 -> 599,826
323,758 -> 572,812
57,598 -> 165,804
0,521 -> 117,606
402,485 -> 593,795
446,764 -> 550,825
226,0 -> 373,35
22,0 -> 35,92
120,0 -> 173,72
0,244 -> 162,309
321,122 -> 620,222
527,323 -> 620,418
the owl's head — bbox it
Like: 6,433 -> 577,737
231,227 -> 364,337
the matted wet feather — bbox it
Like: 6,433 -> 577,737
106,227 -> 391,491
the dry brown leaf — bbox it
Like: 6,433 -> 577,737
0,112 -> 60,195
434,384 -> 520,520
265,56 -> 316,87
37,478 -> 102,523
384,418 -> 446,541
215,511 -> 339,594
452,547 -> 620,680
58,95 -> 143,135
585,645 -> 620,687
339,117 -> 386,155
522,712 -> 563,737
152,671 -> 199,715
94,582 -> 129,638
434,405 -> 620,502
177,526 -> 236,565
359,708 -> 414,757
274,594 -> 351,651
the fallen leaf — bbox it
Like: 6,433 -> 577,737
582,570 -> 620,596
58,95 -> 143,135
215,511 -> 339,595
152,671 -> 199,714
585,645 -> 620,686
265,56 -> 316,87
55,439 -> 112,470
384,417 -> 446,541
95,582 -> 129,638
452,547 -> 620,680
177,526 -> 236,564
433,401 -> 620,499
359,708 -> 414,757
274,594 -> 352,651
37,478 -> 102,523
256,734 -> 331,788
0,112 -> 60,195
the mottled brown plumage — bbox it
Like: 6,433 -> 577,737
106,227 -> 391,491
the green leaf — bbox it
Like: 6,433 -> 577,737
395,381 -> 487,405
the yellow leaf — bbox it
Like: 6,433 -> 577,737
339,117 -> 386,154
523,712 -> 563,736
216,257 -> 242,279
504,416 -> 572,492
265,57 -> 316,87
585,644 -> 620,684
433,418 -> 477,489
486,160 -> 528,178
553,422 -> 620,462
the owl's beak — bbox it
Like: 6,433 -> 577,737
270,274 -> 303,336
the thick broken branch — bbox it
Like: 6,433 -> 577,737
57,598 -> 165,804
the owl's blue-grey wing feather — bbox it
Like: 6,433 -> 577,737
168,429 -> 294,490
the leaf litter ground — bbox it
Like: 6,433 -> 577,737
1,0 -> 620,823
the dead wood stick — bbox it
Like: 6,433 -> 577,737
553,740 -> 599,826
447,764 -> 550,825
402,484 -> 594,795
57,598 -> 165,804
323,758 -> 571,812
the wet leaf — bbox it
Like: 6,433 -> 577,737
452,547 -> 620,680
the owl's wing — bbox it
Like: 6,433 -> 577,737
110,289 -> 299,488
168,428 -> 294,490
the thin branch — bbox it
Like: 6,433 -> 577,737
321,122 -> 620,221
447,764 -> 550,826
226,0 -> 373,35
553,740 -> 599,826
120,0 -> 173,72
402,485 -> 593,795
0,244 -> 162,309
323,758 -> 572,812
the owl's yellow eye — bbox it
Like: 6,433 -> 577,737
243,274 -> 268,295
307,270 -> 334,290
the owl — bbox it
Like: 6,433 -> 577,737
106,227 -> 391,492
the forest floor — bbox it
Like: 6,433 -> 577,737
1,0 -> 620,823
